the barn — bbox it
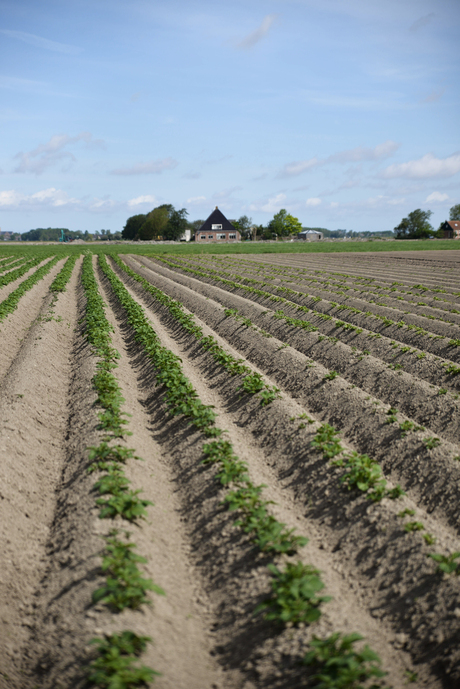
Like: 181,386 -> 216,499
297,229 -> 324,240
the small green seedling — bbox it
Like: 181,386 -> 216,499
427,552 -> 460,575
255,561 -> 330,625
404,521 -> 424,533
423,533 -> 436,545
323,370 -> 339,381
303,632 -> 387,688
423,437 -> 441,450
398,508 -> 415,518
88,632 -> 159,687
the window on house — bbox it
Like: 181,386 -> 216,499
208,235 -> 214,239
217,233 -> 226,239
229,233 -> 236,239
212,224 -> 222,230
200,235 -> 206,240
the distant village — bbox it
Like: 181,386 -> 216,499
2,203 -> 459,242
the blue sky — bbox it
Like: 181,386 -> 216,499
0,0 -> 459,234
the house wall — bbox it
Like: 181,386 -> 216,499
195,230 -> 241,242
297,232 -> 323,240
442,221 -> 460,239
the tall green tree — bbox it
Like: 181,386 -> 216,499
285,213 -> 303,235
394,209 -> 434,239
164,207 -> 189,240
122,214 -> 147,240
449,204 -> 460,221
139,206 -> 171,240
268,209 -> 302,237
236,215 -> 253,239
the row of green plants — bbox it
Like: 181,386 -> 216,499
212,268 -> 460,392
224,306 -> 460,410
221,305 -> 459,463
49,254 -> 79,292
0,253 -> 52,287
0,255 -> 61,322
174,256 -> 460,341
311,419 -> 460,575
99,253 -> 390,686
228,256 -> 460,319
109,254 -> 280,406
154,257 -> 460,404
0,255 -> 27,275
80,254 -> 162,688
217,254 -> 460,302
161,256 -> 460,352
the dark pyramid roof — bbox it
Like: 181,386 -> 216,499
198,207 -> 236,233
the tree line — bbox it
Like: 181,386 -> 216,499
394,204 -> 460,239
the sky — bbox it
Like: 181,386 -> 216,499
0,0 -> 459,234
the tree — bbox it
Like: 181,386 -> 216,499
268,209 -> 302,237
449,204 -> 460,221
122,214 -> 147,240
138,205 -> 171,240
236,215 -> 253,240
285,213 -> 302,235
164,207 -> 188,241
394,209 -> 434,239
189,219 -> 205,233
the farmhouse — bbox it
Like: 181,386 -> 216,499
440,220 -> 460,239
297,229 -> 323,240
194,207 -> 240,243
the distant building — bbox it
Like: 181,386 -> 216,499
297,229 -> 323,240
441,220 -> 460,239
179,229 -> 191,242
194,207 -> 240,243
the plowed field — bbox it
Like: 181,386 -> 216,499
1,249 -> 460,689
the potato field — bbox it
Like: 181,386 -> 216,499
1,248 -> 460,689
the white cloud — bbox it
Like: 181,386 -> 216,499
237,15 -> 277,49
0,187 -> 125,213
111,158 -> 178,175
249,193 -> 287,213
278,158 -> 320,178
382,153 -> 460,179
306,197 -> 322,207
278,140 -> 399,179
88,197 -> 118,212
128,195 -> 157,207
14,132 -> 105,175
0,29 -> 82,55
187,196 -> 207,205
425,191 -> 449,203
0,187 -> 79,209
327,140 -> 399,163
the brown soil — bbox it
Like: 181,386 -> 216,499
1,250 -> 459,689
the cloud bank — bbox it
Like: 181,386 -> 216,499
14,132 -> 105,175
382,153 -> 460,179
278,140 -> 399,177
